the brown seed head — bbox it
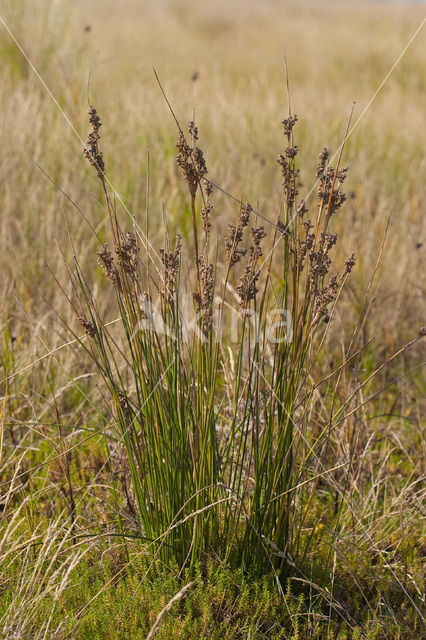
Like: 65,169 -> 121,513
83,105 -> 105,178
343,252 -> 356,275
204,179 -> 213,197
201,201 -> 213,236
236,224 -> 266,310
225,203 -> 252,267
249,226 -> 267,260
198,257 -> 214,334
282,114 -> 298,137
316,148 -> 330,179
97,244 -> 120,287
236,265 -> 260,310
176,122 -> 207,199
297,200 -> 308,218
284,145 -> 298,160
79,316 -> 96,338
116,232 -> 140,281
160,234 -> 182,304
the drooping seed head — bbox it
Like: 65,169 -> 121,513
83,105 -> 105,179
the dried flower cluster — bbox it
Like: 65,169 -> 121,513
225,202 -> 252,267
313,275 -> 339,324
309,238 -> 356,323
97,244 -> 120,287
276,114 -> 300,210
294,219 -> 315,272
201,200 -> 213,236
309,242 -> 331,288
281,141 -> 357,325
160,234 -> 182,305
316,148 -> 348,216
316,147 -> 329,179
117,232 -> 140,282
193,257 -> 214,334
249,226 -> 267,260
236,225 -> 267,309
201,179 -> 214,237
308,231 -> 338,317
79,315 -> 96,338
97,234 -> 140,287
282,114 -> 298,138
176,121 -> 208,199
343,252 -> 356,275
297,200 -> 308,218
83,106 -> 105,179
277,151 -> 299,209
281,146 -> 354,322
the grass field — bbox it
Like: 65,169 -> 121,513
0,1 -> 425,638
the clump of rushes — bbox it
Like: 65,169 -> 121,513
71,102 -> 366,580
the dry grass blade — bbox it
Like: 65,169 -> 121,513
145,581 -> 196,640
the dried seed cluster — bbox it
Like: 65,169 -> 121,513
294,219 -> 315,272
160,234 -> 182,305
309,238 -> 356,323
309,233 -> 336,287
117,232 -> 140,282
277,116 -> 300,209
176,121 -> 208,199
201,200 -> 213,236
97,245 -> 120,287
316,148 -> 348,216
277,152 -> 299,208
343,253 -> 356,275
313,275 -> 339,323
282,114 -> 298,137
280,135 -> 356,322
193,257 -> 214,334
83,106 -> 105,179
225,202 -> 252,267
82,104 -> 358,351
97,233 -> 140,288
79,315 -> 96,337
236,225 -> 267,310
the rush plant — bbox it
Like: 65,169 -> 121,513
70,102 -> 358,578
